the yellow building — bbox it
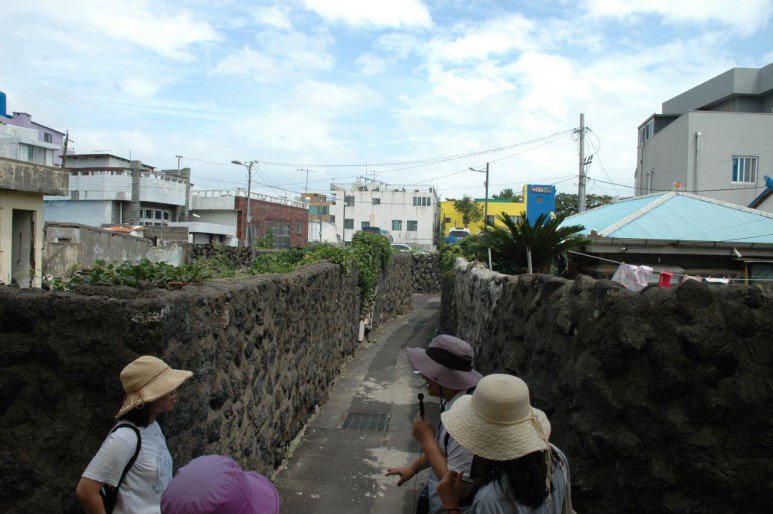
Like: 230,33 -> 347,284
440,198 -> 526,236
0,157 -> 69,287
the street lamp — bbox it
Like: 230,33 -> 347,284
231,160 -> 256,246
469,163 -> 490,227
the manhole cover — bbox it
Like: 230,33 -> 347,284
341,412 -> 390,431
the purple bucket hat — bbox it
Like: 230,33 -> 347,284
407,334 -> 482,390
161,455 -> 279,514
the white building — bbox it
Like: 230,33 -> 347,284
0,124 -> 60,166
634,64 -> 773,211
44,153 -> 191,226
329,178 -> 440,250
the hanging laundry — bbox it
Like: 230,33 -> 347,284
659,271 -> 673,288
612,264 -> 652,292
705,277 -> 730,285
684,275 -> 704,283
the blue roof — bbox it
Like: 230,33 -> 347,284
562,192 -> 773,244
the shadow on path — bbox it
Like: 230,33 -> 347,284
275,295 -> 441,513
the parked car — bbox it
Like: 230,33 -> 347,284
445,227 -> 471,244
361,226 -> 393,242
390,243 -> 412,252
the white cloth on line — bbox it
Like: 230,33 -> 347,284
611,264 -> 653,292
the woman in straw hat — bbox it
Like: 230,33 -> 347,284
76,356 -> 193,514
436,374 -> 574,514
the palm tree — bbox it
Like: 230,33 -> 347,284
478,211 -> 588,275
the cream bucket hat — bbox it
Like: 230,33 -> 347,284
440,374 -> 551,461
116,356 -> 193,418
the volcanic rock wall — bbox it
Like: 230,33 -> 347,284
0,256 -> 412,513
441,259 -> 773,514
411,253 -> 442,294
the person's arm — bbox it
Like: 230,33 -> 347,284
412,413 -> 448,478
385,453 -> 430,486
76,477 -> 106,514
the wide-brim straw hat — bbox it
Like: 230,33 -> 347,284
406,334 -> 482,390
116,355 -> 193,418
441,374 -> 551,461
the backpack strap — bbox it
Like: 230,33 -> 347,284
110,423 -> 142,491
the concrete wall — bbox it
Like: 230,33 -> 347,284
0,256 -> 412,513
43,223 -> 186,277
43,200 -> 115,226
441,259 -> 773,514
636,111 -> 773,205
0,156 -> 68,196
0,190 -> 44,287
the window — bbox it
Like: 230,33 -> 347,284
295,223 -> 303,234
345,195 -> 354,206
731,156 -> 758,183
536,197 -> 543,204
44,133 -> 53,143
509,216 -> 522,223
392,220 -> 402,231
412,196 -> 431,207
163,212 -> 170,220
486,215 -> 495,225
265,221 -> 291,248
344,219 -> 354,229
372,198 -> 381,205
154,210 -> 162,220
361,221 -> 370,229
444,217 -> 451,223
329,215 -> 335,223
407,220 -> 418,231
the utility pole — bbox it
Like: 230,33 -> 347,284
61,130 -> 70,168
577,113 -> 587,213
297,168 -> 317,194
469,163 -> 490,227
231,160 -> 256,246
175,154 -> 183,171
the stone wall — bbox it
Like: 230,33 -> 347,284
441,259 -> 773,514
411,253 -> 442,294
0,257 -> 412,513
189,244 -> 264,267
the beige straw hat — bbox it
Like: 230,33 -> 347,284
116,356 -> 193,418
440,374 -> 551,461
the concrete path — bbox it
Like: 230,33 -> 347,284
275,295 -> 441,513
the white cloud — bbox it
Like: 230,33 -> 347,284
583,0 -> 773,35
253,5 -> 293,30
301,0 -> 432,28
429,14 -> 538,61
120,78 -> 162,99
213,30 -> 334,82
292,81 -> 382,112
356,54 -> 387,75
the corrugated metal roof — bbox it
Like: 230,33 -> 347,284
562,192 -> 773,243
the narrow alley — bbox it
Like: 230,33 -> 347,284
275,295 -> 441,513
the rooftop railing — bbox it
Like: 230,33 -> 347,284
192,188 -> 307,208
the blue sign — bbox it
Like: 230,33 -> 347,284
0,91 -> 12,118
524,184 -> 556,225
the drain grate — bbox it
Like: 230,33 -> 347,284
341,412 -> 390,431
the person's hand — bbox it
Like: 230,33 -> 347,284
412,412 -> 434,444
437,470 -> 464,510
385,463 -> 417,487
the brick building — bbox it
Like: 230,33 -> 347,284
191,189 -> 308,248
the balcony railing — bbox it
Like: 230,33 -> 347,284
191,188 -> 307,208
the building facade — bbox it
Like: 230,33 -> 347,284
0,124 -> 61,166
0,157 -> 69,287
2,112 -> 67,165
190,189 -> 308,248
329,179 -> 440,250
44,154 -> 191,227
634,64 -> 773,211
440,184 -> 556,236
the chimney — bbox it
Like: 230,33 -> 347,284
179,167 -> 191,221
129,160 -> 142,224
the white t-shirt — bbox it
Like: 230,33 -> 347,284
82,421 -> 173,514
428,391 -> 475,514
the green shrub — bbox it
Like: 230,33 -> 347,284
46,259 -> 211,290
249,249 -> 305,274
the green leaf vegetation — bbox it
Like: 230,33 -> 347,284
45,233 -> 395,312
439,211 -> 588,276
453,195 -> 483,228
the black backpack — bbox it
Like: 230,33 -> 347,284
99,423 -> 142,514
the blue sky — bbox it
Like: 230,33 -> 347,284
2,0 -> 771,200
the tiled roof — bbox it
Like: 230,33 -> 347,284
562,192 -> 773,244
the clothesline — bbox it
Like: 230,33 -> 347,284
567,250 -> 773,283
